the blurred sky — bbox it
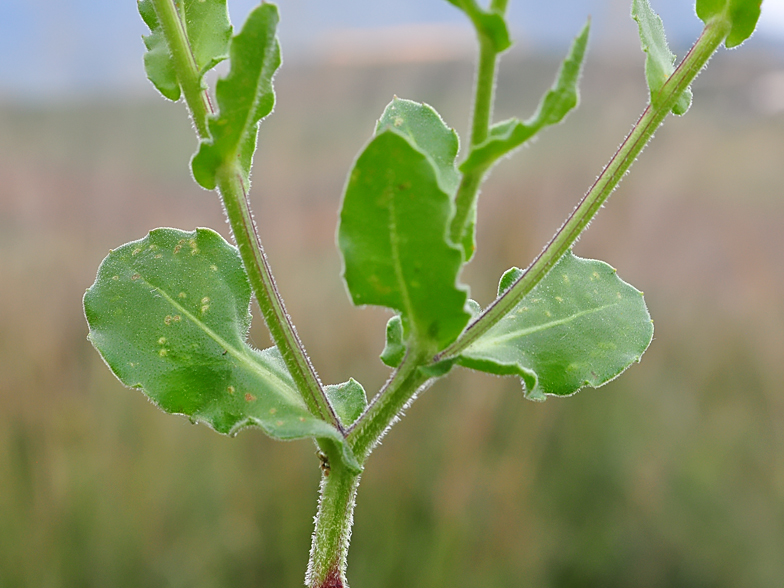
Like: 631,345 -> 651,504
2,0 -> 784,100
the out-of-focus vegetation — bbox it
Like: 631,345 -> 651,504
2,50 -> 784,587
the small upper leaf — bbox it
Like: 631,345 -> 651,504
696,0 -> 762,48
137,0 -> 231,101
632,0 -> 691,115
460,20 -> 589,174
324,379 -> 368,428
444,0 -> 512,52
338,129 -> 471,353
191,3 -> 281,190
457,252 -> 653,401
84,227 -> 360,472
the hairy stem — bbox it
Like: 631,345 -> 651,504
216,167 -> 342,430
450,1 -> 508,252
307,441 -> 361,588
347,351 -> 432,462
149,0 -> 211,137
437,18 -> 731,361
151,0 -> 340,431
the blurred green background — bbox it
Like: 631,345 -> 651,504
3,6 -> 784,587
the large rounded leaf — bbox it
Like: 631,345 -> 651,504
458,252 -> 654,401
84,228 -> 358,469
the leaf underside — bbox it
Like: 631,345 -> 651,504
633,0 -> 691,115
338,128 -> 471,354
191,3 -> 281,190
84,228 -> 359,470
458,252 -> 653,401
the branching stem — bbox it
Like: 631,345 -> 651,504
436,18 -> 731,362
150,0 -> 340,432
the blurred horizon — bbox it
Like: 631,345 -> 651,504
4,0 -> 784,101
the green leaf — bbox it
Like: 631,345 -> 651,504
444,0 -> 512,52
138,0 -> 180,100
338,129 -> 471,353
377,98 -> 460,197
696,0 -> 762,48
137,0 -> 231,101
380,315 -> 406,368
191,3 -> 281,190
498,267 -> 524,296
632,0 -> 691,115
84,227 -> 360,472
460,20 -> 589,174
324,379 -> 368,427
457,252 -> 653,401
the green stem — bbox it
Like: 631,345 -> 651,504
149,0 -> 211,137
450,0 -> 508,252
347,351 -> 432,462
216,167 -> 342,430
151,0 -> 340,431
437,18 -> 730,361
307,441 -> 361,588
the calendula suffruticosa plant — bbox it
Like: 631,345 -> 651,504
83,0 -> 762,586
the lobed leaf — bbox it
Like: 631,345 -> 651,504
696,0 -> 762,48
84,227 -> 360,472
460,20 -> 589,174
191,3 -> 281,190
458,252 -> 653,401
443,0 -> 512,52
338,129 -> 471,353
632,0 -> 691,115
137,0 -> 231,101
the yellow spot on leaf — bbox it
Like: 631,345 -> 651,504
555,296 -> 563,302
132,248 -> 141,256
173,245 -> 182,254
154,254 -> 162,259
298,417 -> 306,422
111,275 -> 119,281
275,420 -> 284,427
201,297 -> 210,304
227,386 -> 235,395
158,349 -> 168,357
131,273 -> 141,281
210,264 -> 218,271
178,292 -> 187,298
158,337 -> 166,345
245,393 -> 256,402
269,408 -> 277,415
164,314 -> 182,325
